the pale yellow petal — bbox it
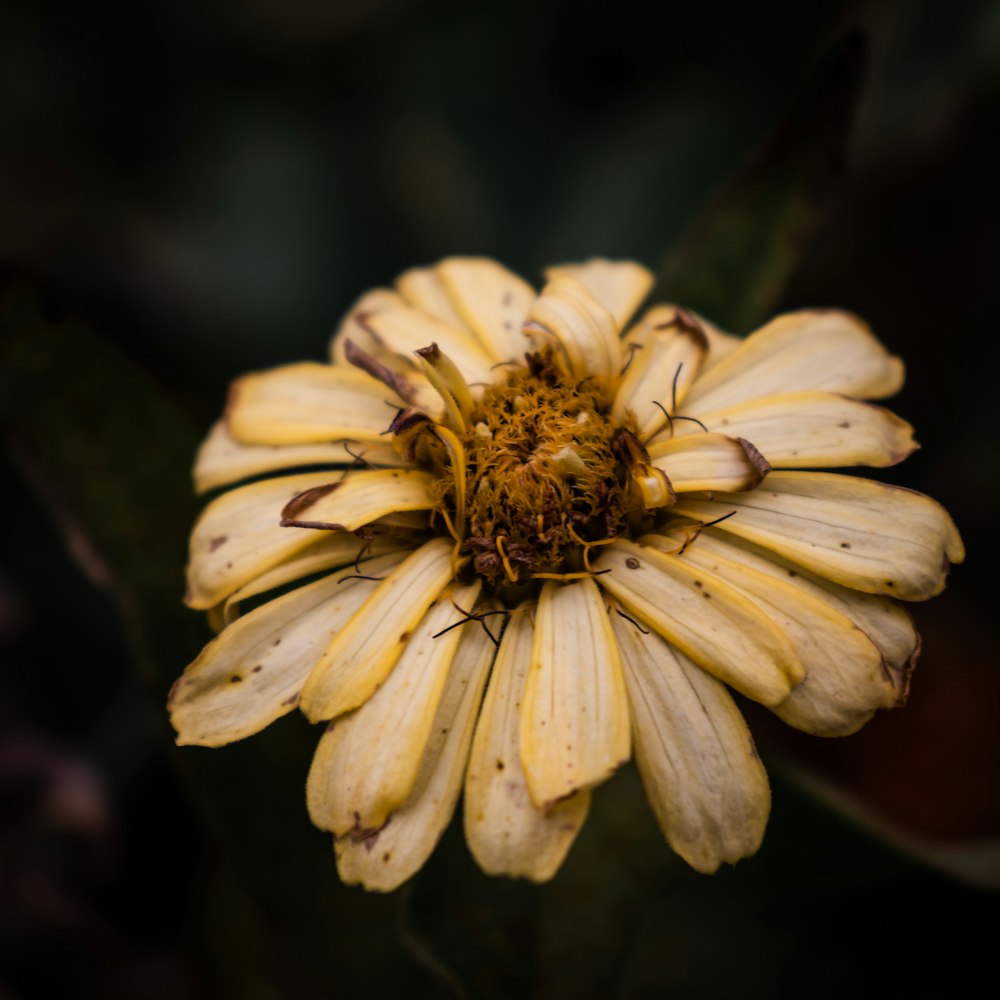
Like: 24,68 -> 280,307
437,257 -> 536,362
648,532 -> 893,736
523,276 -> 622,380
593,539 -> 801,706
624,303 -> 738,368
329,287 -> 407,364
396,265 -> 472,331
335,620 -> 496,891
186,471 -> 344,610
665,525 -> 919,701
611,320 -> 708,439
279,468 -> 435,531
520,579 -> 630,808
306,581 -> 481,835
545,259 -> 653,332
610,610 -> 769,872
663,391 -> 917,469
299,538 -> 459,721
465,604 -> 590,881
194,419 -> 407,495
650,433 -> 770,493
682,310 -> 905,415
227,363 -> 398,445
169,553 -> 407,747
670,471 -> 964,600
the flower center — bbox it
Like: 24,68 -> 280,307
431,353 -> 643,589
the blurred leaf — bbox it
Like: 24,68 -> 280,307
658,30 -> 867,330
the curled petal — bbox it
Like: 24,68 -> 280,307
650,433 -> 770,493
545,258 -> 653,332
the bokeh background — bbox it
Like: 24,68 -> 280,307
2,0 -> 999,997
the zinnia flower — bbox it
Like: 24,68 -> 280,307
169,257 -> 963,890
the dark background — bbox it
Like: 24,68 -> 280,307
2,1 -> 999,997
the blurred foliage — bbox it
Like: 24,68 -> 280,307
2,0 -> 1000,997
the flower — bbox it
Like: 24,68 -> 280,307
169,257 -> 963,890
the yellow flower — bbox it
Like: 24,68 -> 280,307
169,257 -> 963,890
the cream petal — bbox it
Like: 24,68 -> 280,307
194,420 -> 407,495
519,579 -> 631,808
682,310 -> 905,415
329,287 -> 407,364
611,321 -> 708,439
306,581 -> 481,835
648,532 -> 893,736
358,302 -> 497,386
186,471 -> 346,610
279,468 -> 435,531
664,525 -> 920,702
465,604 -> 590,880
670,471 -> 964,600
610,610 -> 770,872
396,265 -> 472,331
227,363 -> 399,446
545,259 -> 653,332
593,539 -> 801,706
624,303 -> 739,369
169,552 -> 407,747
437,257 -> 536,363
334,620 -> 496,891
523,276 -> 622,381
662,391 -> 917,469
299,538 -> 459,721
650,433 -> 770,493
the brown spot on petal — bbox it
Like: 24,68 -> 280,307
281,483 -> 341,526
625,557 -> 640,569
282,692 -> 300,706
209,535 -> 228,552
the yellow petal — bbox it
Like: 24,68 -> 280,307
610,610 -> 769,872
593,539 -> 801,706
671,471 -> 964,600
227,363 -> 399,446
650,433 -> 770,493
624,303 -> 739,369
359,302 -> 496,386
169,553 -> 407,747
329,287 -> 407,364
520,579 -> 630,808
437,257 -> 536,363
663,391 -> 917,469
334,619 -> 496,891
279,468 -> 435,531
682,310 -> 905,415
545,259 -> 653,332
299,538 -> 459,721
306,581 -> 481,835
523,276 -> 622,381
186,471 -> 345,610
665,525 -> 919,702
193,420 -> 406,495
465,604 -> 590,880
396,265 -> 472,331
611,318 -> 708,439
649,532 -> 893,736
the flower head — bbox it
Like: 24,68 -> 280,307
170,257 -> 963,889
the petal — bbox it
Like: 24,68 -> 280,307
169,552 -> 407,747
194,420 -> 407,495
624,303 -> 740,370
227,363 -> 399,445
299,538 -> 459,721
396,264 -> 472,331
610,319 -> 708,439
334,619 -> 496,891
545,259 -> 653,332
520,579 -> 631,808
593,539 -> 801,706
186,471 -> 347,610
610,610 -> 769,872
650,433 -> 770,493
329,287 -> 407,364
648,532 -> 893,736
665,525 -> 920,702
523,276 -> 622,380
437,257 -> 536,363
306,581 -> 481,835
662,391 -> 917,469
465,604 -> 590,880
358,302 -> 497,385
670,471 -> 965,600
279,468 -> 435,531
682,310 -> 905,415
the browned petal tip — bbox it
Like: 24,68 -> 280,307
654,307 -> 709,351
344,338 -> 415,403
414,342 -> 441,362
736,437 -> 771,489
280,483 -> 341,526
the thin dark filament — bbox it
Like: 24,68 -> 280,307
337,572 -> 386,584
614,607 -> 649,634
677,510 -> 738,555
671,362 -> 683,413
